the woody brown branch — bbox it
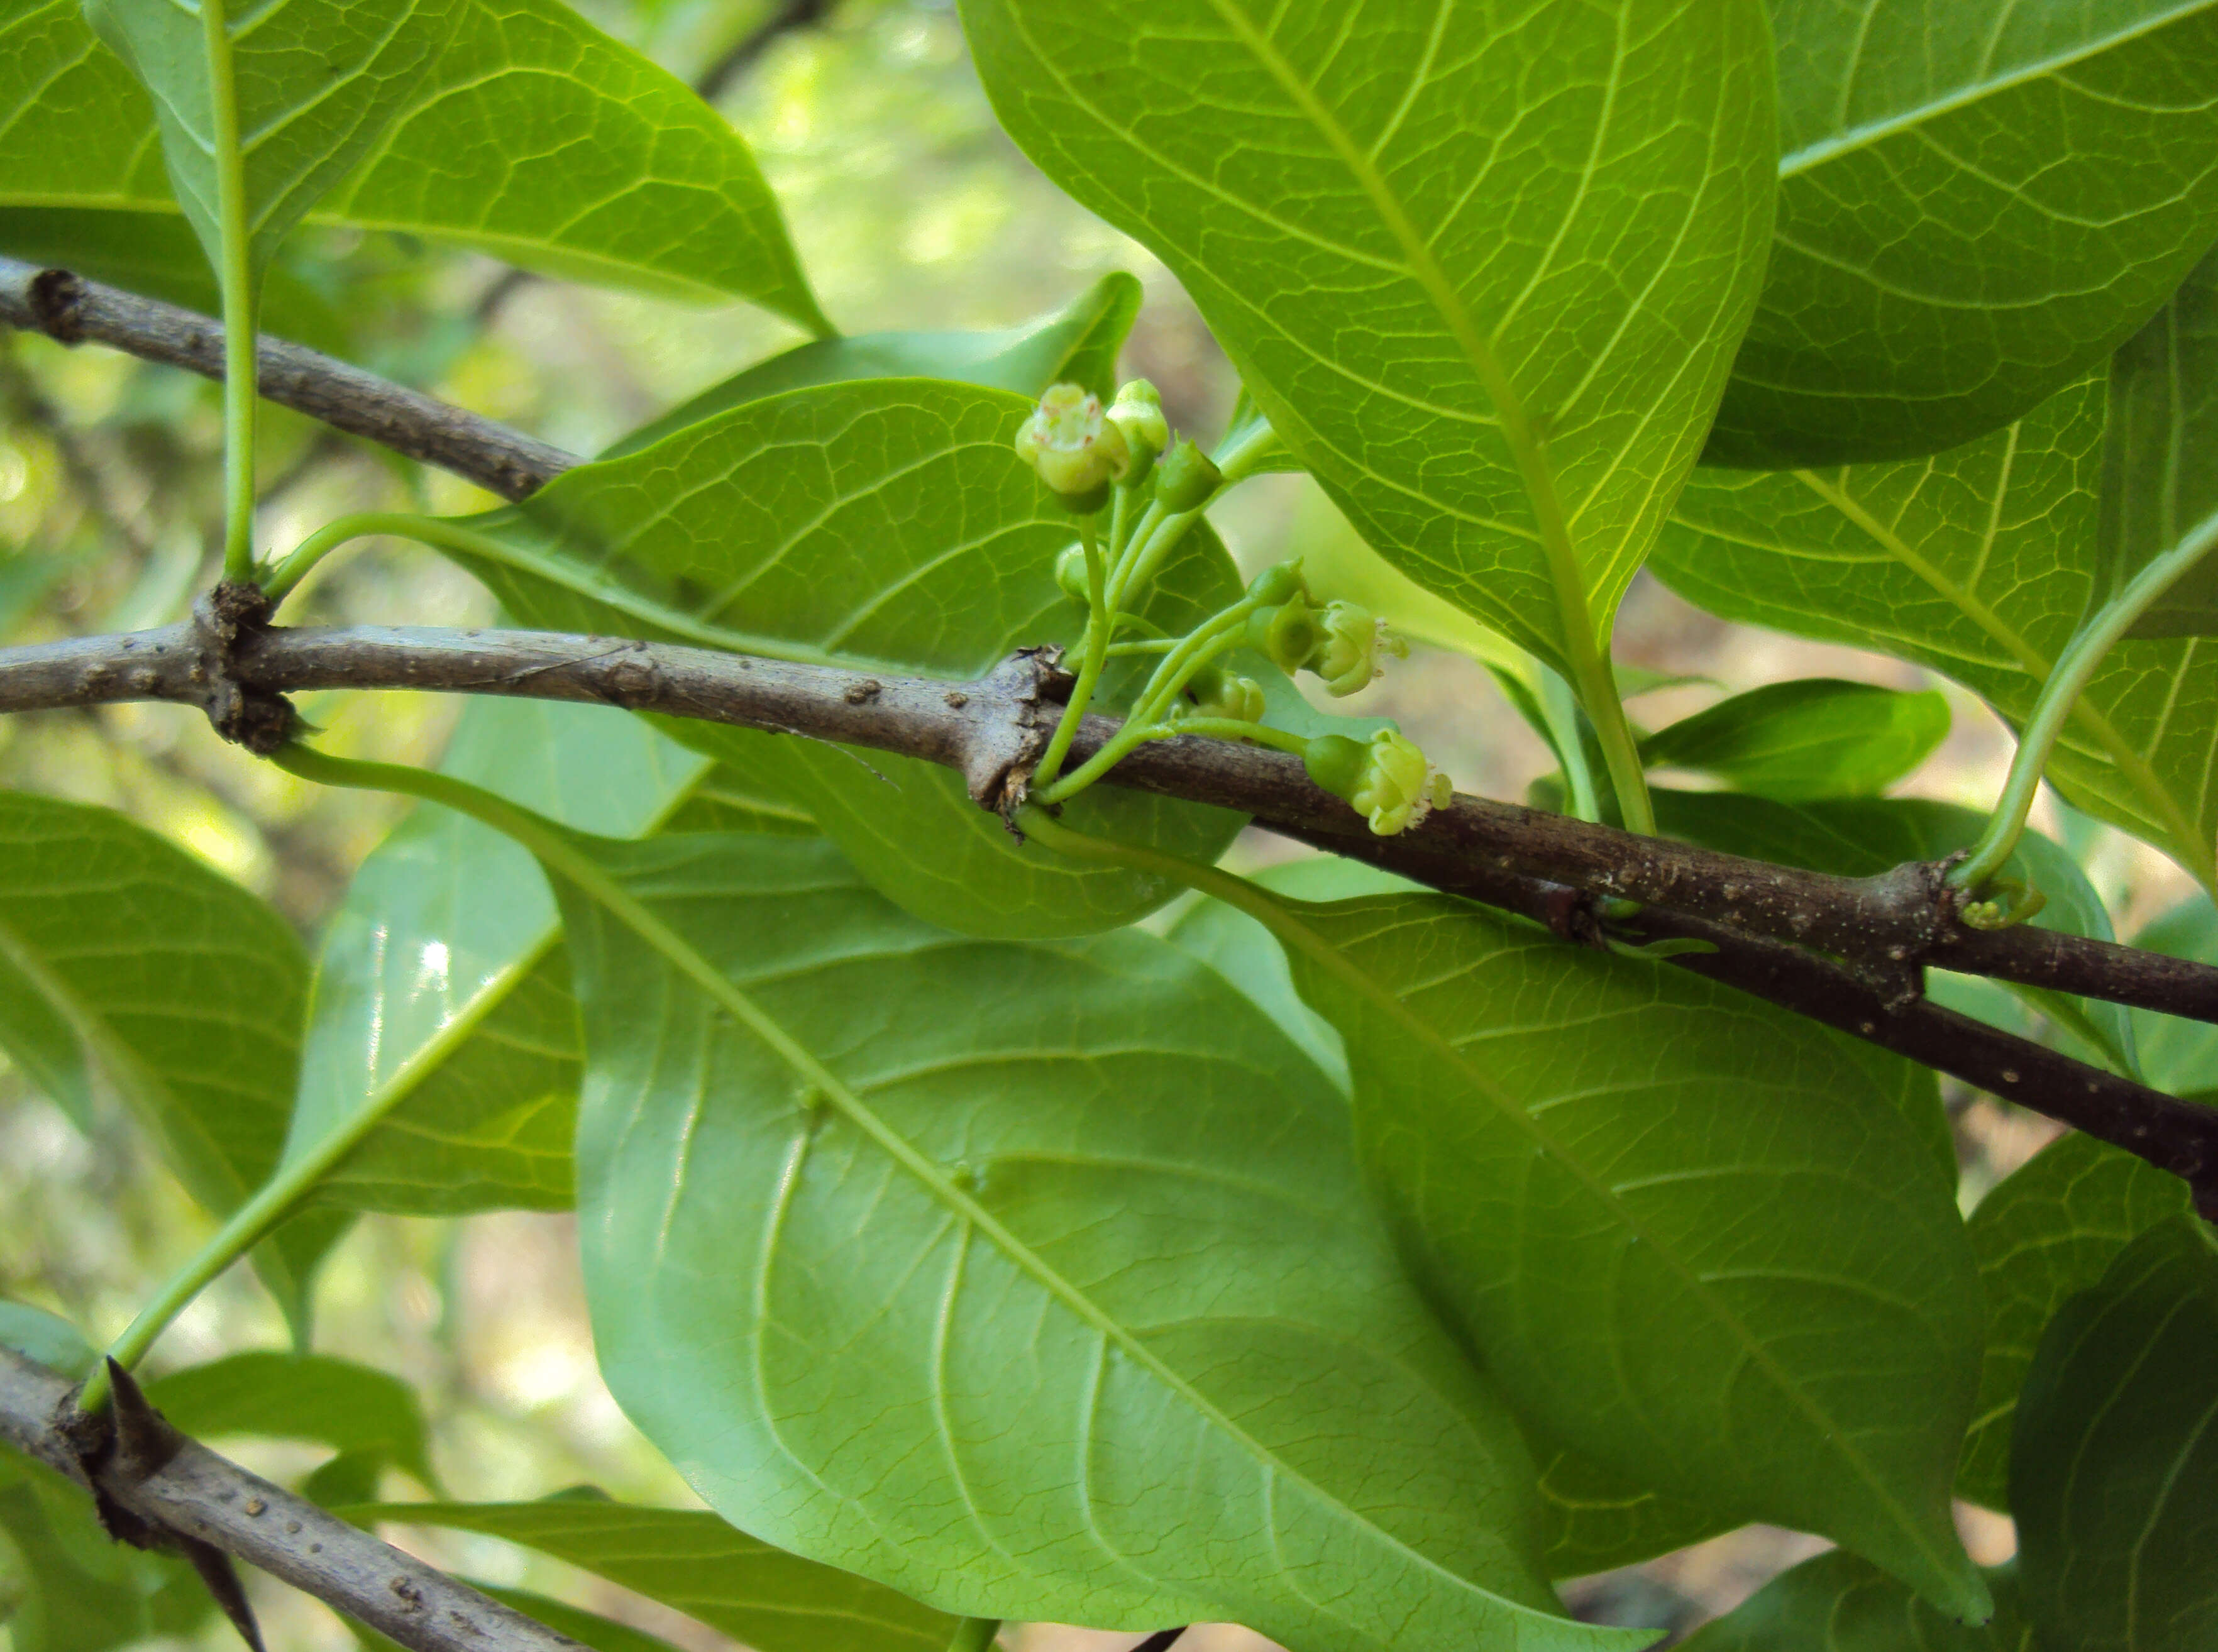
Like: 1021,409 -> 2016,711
0,1348 -> 585,1652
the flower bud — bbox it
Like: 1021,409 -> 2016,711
1106,379 -> 1169,471
1313,601 -> 1409,697
1308,729 -> 1451,835
1186,662 -> 1266,724
1244,558 -> 1306,608
1153,438 -> 1222,513
1054,542 -> 1091,603
1015,383 -> 1129,505
1247,593 -> 1325,676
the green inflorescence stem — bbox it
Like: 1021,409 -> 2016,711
1955,513 -> 2218,893
202,0 -> 258,583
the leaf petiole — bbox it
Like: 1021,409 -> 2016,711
201,0 -> 258,583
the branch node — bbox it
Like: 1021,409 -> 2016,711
964,647 -> 1066,822
27,268 -> 86,344
191,583 -> 297,754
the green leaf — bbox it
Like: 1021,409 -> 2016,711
0,1304 -> 94,1379
1956,1132 -> 2190,1514
82,0 -> 460,281
2110,246 -> 2218,640
0,790 -> 334,1335
607,271 -> 1142,459
1272,891 -> 1988,1615
314,0 -> 827,328
1678,1550 -> 2031,1652
437,378 -> 1244,937
1710,1 -> 2218,468
1161,860 -> 1735,1577
143,1351 -> 436,1490
348,1501 -> 956,1652
0,1482 -> 211,1652
544,829 -> 1630,1652
1639,680 -> 1950,801
0,0 -> 825,326
1658,371 -> 2218,892
1650,790 -> 2141,1080
2011,1215 -> 2218,1651
959,0 -> 1779,681
292,698 -> 705,1218
2131,896 -> 2218,1098
466,1584 -> 687,1652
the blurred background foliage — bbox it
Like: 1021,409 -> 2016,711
0,0 -> 2193,1645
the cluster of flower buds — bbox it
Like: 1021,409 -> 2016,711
1244,561 -> 1408,698
1303,730 -> 1453,836
1183,661 -> 1266,724
1015,380 -> 1222,516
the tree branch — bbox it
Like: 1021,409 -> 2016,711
0,1349 -> 585,1652
1,610 -> 2213,1203
4,259 -> 2214,1194
0,258 -> 571,502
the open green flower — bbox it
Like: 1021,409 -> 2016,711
1015,383 -> 1130,502
1314,601 -> 1409,697
1304,729 -> 1451,835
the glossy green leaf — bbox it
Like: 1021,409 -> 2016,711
350,1500 -> 956,1652
0,0 -> 824,325
2131,896 -> 2218,1098
1710,0 -> 2218,467
1658,372 -> 2218,891
144,1351 -> 435,1490
292,698 -> 705,1216
0,1481 -> 211,1652
1650,790 -> 2141,1079
2011,1215 -> 2218,1651
82,0 -> 460,280
0,790 -> 335,1334
438,378 -> 1244,937
1679,1550 -> 2030,1652
547,829 -> 1628,1652
1273,891 -> 1988,1615
960,0 -> 1779,680
2109,247 -> 2218,639
1640,680 -> 1950,801
607,271 -> 1142,458
1161,861 -> 1735,1577
1956,1132 -> 2190,1514
0,1305 -> 93,1379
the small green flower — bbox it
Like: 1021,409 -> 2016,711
1185,662 -> 1266,724
1245,558 -> 1307,608
1053,542 -> 1091,603
1015,383 -> 1130,506
1313,601 -> 1408,697
1106,379 -> 1169,476
1248,593 -> 1325,676
1305,729 -> 1450,835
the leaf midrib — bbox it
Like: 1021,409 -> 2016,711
548,838 -> 1567,1631
1779,3 -> 2212,178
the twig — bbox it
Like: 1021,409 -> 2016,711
5,262 -> 2215,1186
0,614 -> 2214,1202
0,1348 -> 585,1652
0,258 -> 571,502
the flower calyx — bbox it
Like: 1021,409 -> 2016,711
1154,437 -> 1222,514
1184,661 -> 1266,724
1248,588 -> 1406,698
1303,729 -> 1451,836
1016,383 -> 1129,512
